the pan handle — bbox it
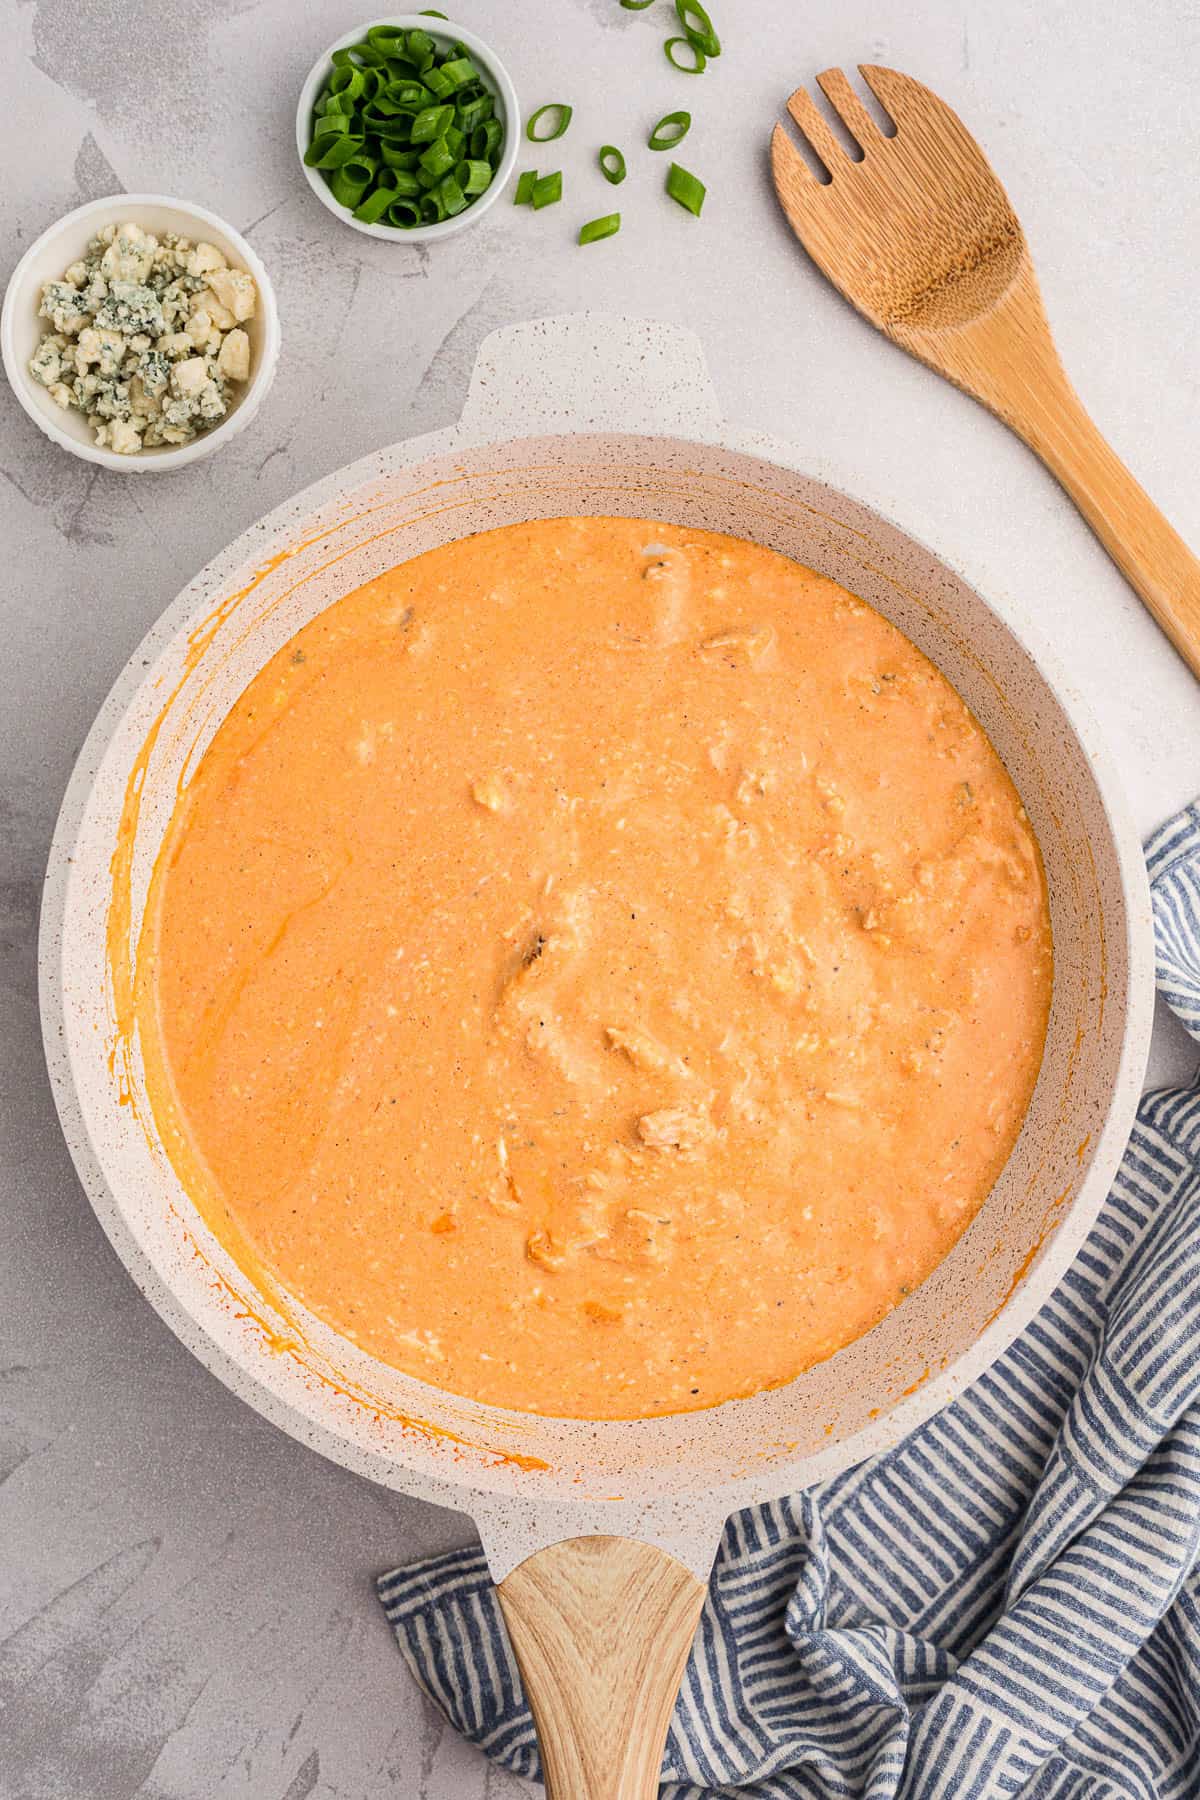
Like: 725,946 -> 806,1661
498,1534 -> 706,1800
457,312 -> 724,441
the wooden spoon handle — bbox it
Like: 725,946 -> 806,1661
934,265 -> 1200,680
497,1536 -> 706,1800
1009,377 -> 1200,680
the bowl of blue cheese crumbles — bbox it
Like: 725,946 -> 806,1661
2,195 -> 280,470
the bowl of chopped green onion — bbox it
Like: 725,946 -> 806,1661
296,15 -> 519,240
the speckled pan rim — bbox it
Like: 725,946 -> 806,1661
38,316 -> 1155,1578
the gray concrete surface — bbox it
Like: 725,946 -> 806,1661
2,1 -> 1199,1793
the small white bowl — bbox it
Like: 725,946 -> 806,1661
296,15 -> 520,242
1,194 -> 281,473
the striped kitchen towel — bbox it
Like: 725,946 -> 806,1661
378,802 -> 1200,1798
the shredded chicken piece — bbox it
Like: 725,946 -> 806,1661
623,1207 -> 674,1263
701,624 -> 775,662
525,1228 -> 566,1270
604,1023 -> 687,1079
472,771 -> 510,812
636,1105 -> 713,1154
583,1300 -> 623,1324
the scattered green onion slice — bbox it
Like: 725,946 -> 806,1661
675,0 -> 720,54
531,170 -> 563,208
620,1 -> 657,8
527,102 -> 573,143
579,212 -> 621,243
514,169 -> 538,204
664,35 -> 706,72
598,145 -> 626,185
306,24 -> 508,230
419,8 -> 449,16
665,159 -> 705,214
648,109 -> 691,149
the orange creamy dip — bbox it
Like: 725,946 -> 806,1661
139,518 -> 1052,1419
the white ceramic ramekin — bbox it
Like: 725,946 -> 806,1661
295,15 -> 520,243
1,193 -> 280,473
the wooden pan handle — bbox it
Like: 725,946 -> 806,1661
497,1535 -> 707,1800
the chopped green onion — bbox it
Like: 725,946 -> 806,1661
311,111 -> 353,140
579,212 -> 621,243
456,92 -> 493,132
514,169 -> 538,204
418,136 -> 455,179
620,1 -> 657,7
410,102 -> 454,142
665,159 -> 705,214
307,24 -> 507,230
305,133 -> 367,170
365,24 -> 407,55
387,80 -> 431,108
598,145 -> 626,185
527,103 -> 573,143
437,172 -> 468,215
329,65 -> 367,101
353,184 -> 399,223
531,170 -> 563,208
458,158 -> 494,195
330,157 -> 376,207
675,0 -> 720,54
438,57 -> 477,90
664,35 -> 706,72
648,110 -> 691,149
419,7 -> 448,15
472,118 -> 503,159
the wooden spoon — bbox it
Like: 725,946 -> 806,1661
770,66 -> 1200,679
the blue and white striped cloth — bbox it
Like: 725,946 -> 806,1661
379,802 -> 1200,1798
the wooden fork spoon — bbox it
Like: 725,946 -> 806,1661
770,66 -> 1200,679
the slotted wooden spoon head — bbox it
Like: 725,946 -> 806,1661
770,66 -> 1031,347
770,65 -> 1200,682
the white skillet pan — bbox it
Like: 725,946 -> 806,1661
41,315 -> 1153,1796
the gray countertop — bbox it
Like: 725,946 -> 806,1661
3,1 -> 1199,1794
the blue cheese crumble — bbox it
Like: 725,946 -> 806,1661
28,222 -> 256,454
